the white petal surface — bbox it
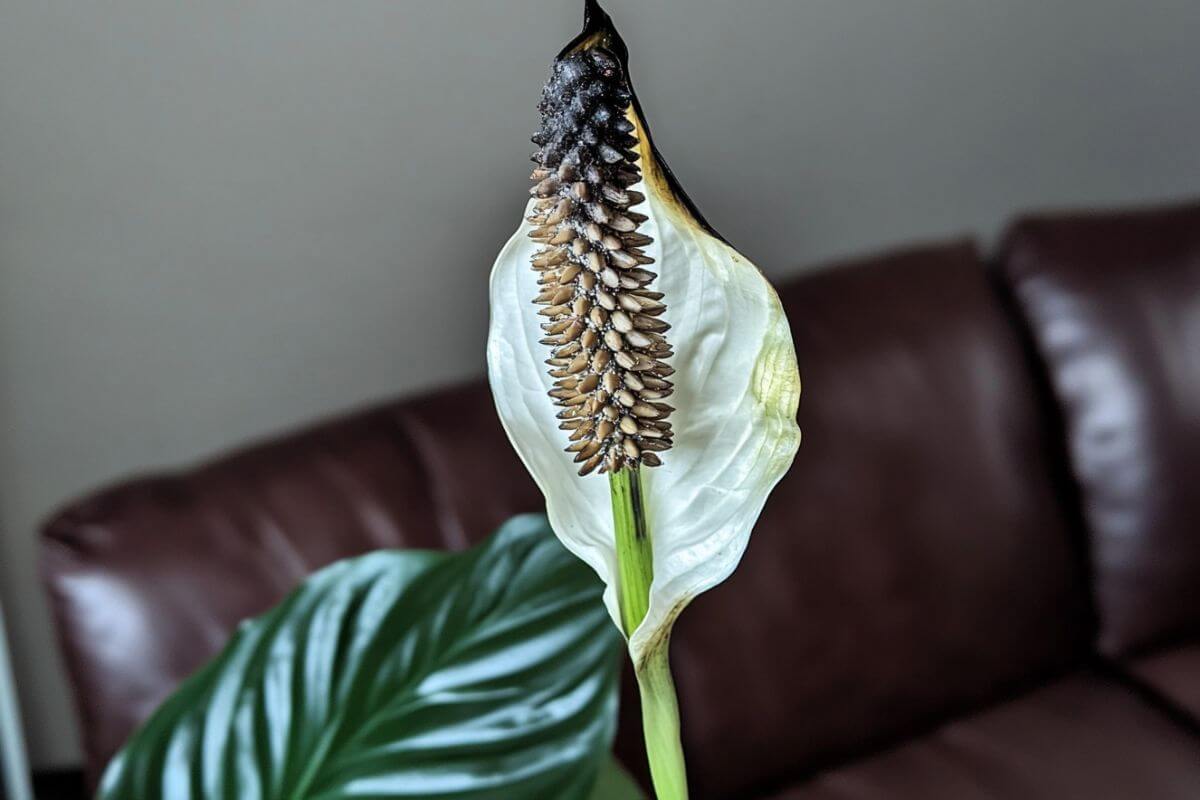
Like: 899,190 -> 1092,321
488,162 -> 800,668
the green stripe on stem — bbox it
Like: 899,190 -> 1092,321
609,467 -> 689,800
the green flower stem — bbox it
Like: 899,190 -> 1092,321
609,467 -> 653,634
635,641 -> 687,800
609,467 -> 689,800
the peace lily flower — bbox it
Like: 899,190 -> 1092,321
487,2 -> 800,796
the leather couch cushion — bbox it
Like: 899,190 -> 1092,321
767,672 -> 1200,799
41,382 -> 542,787
1131,643 -> 1200,721
624,241 -> 1092,799
997,201 -> 1200,657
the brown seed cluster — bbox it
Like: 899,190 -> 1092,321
529,48 -> 674,476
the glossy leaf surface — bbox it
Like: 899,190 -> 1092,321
99,515 -> 624,800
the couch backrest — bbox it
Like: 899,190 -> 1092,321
997,201 -> 1200,658
43,239 -> 1095,797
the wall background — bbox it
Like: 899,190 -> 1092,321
1,0 -> 1198,770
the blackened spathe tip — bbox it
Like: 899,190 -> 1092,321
558,0 -> 628,64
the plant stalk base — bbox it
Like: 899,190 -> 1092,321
609,468 -> 689,800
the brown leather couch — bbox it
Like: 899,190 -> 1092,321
42,200 -> 1200,798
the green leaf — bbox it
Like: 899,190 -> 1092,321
588,759 -> 646,800
98,514 -> 625,800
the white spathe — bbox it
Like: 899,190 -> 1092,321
487,152 -> 801,668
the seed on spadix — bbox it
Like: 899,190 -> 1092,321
546,198 -> 573,225
626,331 -> 653,348
533,249 -> 567,268
563,320 -> 584,341
609,250 -> 638,269
532,177 -> 559,197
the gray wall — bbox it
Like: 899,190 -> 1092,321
1,0 -> 1198,770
